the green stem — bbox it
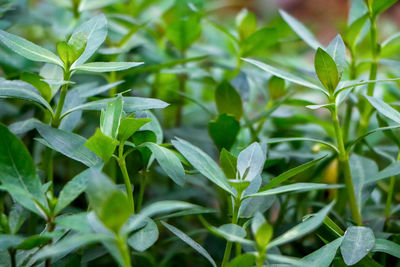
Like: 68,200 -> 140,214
116,235 -> 132,267
136,170 -> 148,212
43,147 -> 54,193
385,152 -> 400,217
175,51 -> 187,127
256,249 -> 266,267
45,220 -> 55,267
118,141 -> 135,214
330,100 -> 362,225
221,197 -> 240,267
52,71 -> 71,128
8,249 -> 16,267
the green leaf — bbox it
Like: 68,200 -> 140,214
128,217 -> 158,252
165,15 -> 201,51
71,14 -> 108,68
241,27 -> 278,56
85,128 -> 118,163
371,0 -> 398,16
381,31 -> 400,57
262,155 -> 327,190
20,72 -> 52,102
365,161 -> 400,184
9,204 -> 28,234
365,95 -> 400,124
161,221 -> 217,267
327,35 -> 346,78
140,200 -> 199,218
268,202 -> 334,248
268,76 -> 286,100
220,148 -> 237,180
242,58 -> 325,93
214,81 -> 243,120
0,234 -> 23,250
340,226 -> 375,266
17,234 -> 52,250
335,78 -> 400,95
73,62 -> 143,72
54,212 -> 92,233
142,142 -> 186,186
266,137 -> 339,153
346,125 -> 400,152
62,96 -> 169,118
236,9 -> 257,41
32,234 -> 109,262
247,183 -> 342,198
345,14 -> 369,50
172,138 -> 234,195
228,254 -> 256,267
36,123 -> 101,167
208,114 -> 240,151
237,142 -> 265,181
0,29 -> 63,67
39,63 -> 64,100
314,47 -> 339,93
279,10 -> 322,50
0,79 -> 54,116
118,117 -> 151,141
300,237 -> 343,266
349,155 -> 378,213
100,95 -> 123,139
0,123 -> 46,204
255,221 -> 273,249
372,238 -> 400,258
54,167 -> 93,214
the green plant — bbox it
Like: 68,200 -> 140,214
1,0 -> 400,266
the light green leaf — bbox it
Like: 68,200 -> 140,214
0,30 -> 63,66
237,142 -> 265,181
365,161 -> 400,184
242,58 -> 325,93
255,221 -> 273,249
118,117 -> 151,141
73,62 -> 143,72
228,254 -> 256,267
365,95 -> 400,124
279,10 -> 322,50
71,14 -> 108,67
327,35 -> 346,78
247,183 -> 342,198
165,15 -> 201,51
161,221 -> 217,267
335,78 -> 400,95
268,202 -> 334,248
172,138 -> 234,195
299,237 -> 343,266
100,95 -> 123,139
262,155 -> 327,190
85,128 -> 118,163
142,142 -> 185,186
36,123 -> 101,167
0,79 -> 54,116
220,148 -> 237,180
266,137 -> 338,153
128,217 -> 158,252
140,200 -> 199,218
236,9 -> 257,41
314,47 -> 339,93
372,238 -> 400,258
340,226 -> 375,266
371,0 -> 398,16
241,27 -> 278,56
62,96 -> 168,118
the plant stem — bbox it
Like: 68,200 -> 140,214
52,71 -> 71,128
385,152 -> 400,217
8,249 -> 16,267
175,50 -> 187,127
221,197 -> 240,267
118,141 -> 135,214
330,100 -> 362,225
116,235 -> 132,267
136,170 -> 148,212
256,250 -> 266,267
45,220 -> 55,267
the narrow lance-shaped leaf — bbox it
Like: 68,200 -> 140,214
242,58 -> 326,94
314,47 -> 339,93
161,221 -> 217,267
142,142 -> 186,186
299,237 -> 344,266
73,62 -> 143,72
0,30 -> 64,67
279,10 -> 322,50
327,34 -> 346,78
247,183 -> 342,198
267,202 -> 334,248
100,95 -> 123,139
372,238 -> 400,258
172,138 -> 235,195
365,95 -> 400,124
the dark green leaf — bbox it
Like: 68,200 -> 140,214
85,128 -> 118,163
220,148 -> 237,180
214,81 -> 243,120
208,114 -> 240,151
314,47 -> 339,93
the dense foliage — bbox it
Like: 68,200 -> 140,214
0,0 -> 400,266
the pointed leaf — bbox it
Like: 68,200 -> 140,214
340,226 -> 375,265
73,62 -> 143,72
314,47 -> 339,92
365,95 -> 400,124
